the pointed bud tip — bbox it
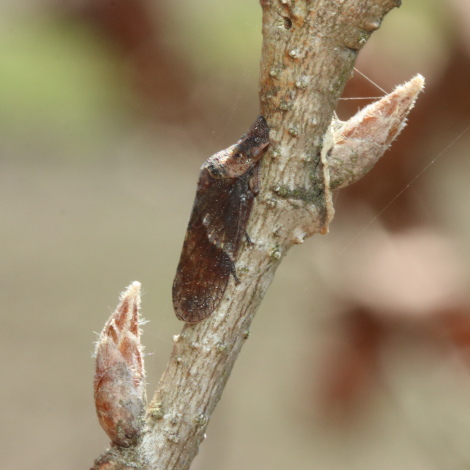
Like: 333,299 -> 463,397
120,281 -> 141,307
406,74 -> 425,93
390,73 -> 425,105
124,281 -> 141,297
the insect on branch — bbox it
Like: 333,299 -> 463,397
91,2 -> 424,469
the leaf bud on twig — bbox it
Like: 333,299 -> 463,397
327,74 -> 425,190
93,281 -> 147,447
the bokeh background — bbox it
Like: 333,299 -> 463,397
2,0 -> 470,469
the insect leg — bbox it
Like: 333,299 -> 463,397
229,260 -> 241,284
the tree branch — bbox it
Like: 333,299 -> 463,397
90,1 -> 421,469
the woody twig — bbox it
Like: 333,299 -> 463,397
91,1 -> 423,469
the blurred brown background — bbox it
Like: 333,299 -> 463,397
2,0 -> 470,469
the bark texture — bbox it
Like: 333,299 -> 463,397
92,1 -> 401,468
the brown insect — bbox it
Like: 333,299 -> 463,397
172,116 -> 270,322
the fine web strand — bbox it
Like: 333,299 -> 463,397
336,123 -> 470,258
339,68 -> 387,102
210,67 -> 254,145
353,67 -> 388,94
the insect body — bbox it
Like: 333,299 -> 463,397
172,116 -> 270,322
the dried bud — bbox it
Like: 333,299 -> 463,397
326,74 -> 425,190
94,282 -> 147,447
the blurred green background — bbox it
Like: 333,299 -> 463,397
2,1 -> 470,469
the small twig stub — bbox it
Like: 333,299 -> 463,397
172,116 -> 270,322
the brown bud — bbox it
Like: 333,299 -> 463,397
94,282 -> 147,447
327,74 -> 425,190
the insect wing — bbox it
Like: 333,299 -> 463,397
172,169 -> 256,322
197,169 -> 256,258
172,223 -> 232,322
